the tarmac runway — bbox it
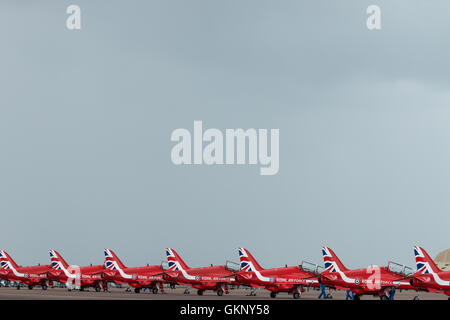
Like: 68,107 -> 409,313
0,287 -> 447,300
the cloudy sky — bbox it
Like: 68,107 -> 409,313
1,1 -> 449,269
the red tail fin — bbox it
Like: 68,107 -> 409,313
413,246 -> 441,274
0,250 -> 20,270
49,250 -> 70,269
238,248 -> 264,272
322,247 -> 348,272
104,249 -> 127,270
165,248 -> 190,270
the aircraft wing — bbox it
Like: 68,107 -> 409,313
133,280 -> 154,286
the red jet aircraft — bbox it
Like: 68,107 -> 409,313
237,248 -> 320,299
48,250 -> 105,291
411,246 -> 450,300
103,249 -> 170,294
164,248 -> 238,296
0,250 -> 49,290
320,247 -> 414,300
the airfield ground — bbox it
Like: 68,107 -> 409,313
0,287 -> 447,300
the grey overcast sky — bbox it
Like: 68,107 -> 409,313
0,1 -> 449,269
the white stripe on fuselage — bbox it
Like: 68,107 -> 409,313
170,261 -> 197,281
326,263 -> 410,287
52,262 -> 83,280
420,263 -> 450,287
326,262 -> 356,284
2,262 -> 26,278
242,261 -> 272,283
107,261 -> 133,279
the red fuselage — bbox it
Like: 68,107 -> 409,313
165,265 -> 237,291
48,265 -> 104,288
0,265 -> 49,287
320,267 -> 414,295
412,271 -> 450,296
237,266 -> 319,293
104,265 -> 166,289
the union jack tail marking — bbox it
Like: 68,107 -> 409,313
165,248 -> 189,271
413,246 -> 441,274
238,248 -> 264,272
322,247 -> 348,273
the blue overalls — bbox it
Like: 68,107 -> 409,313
318,284 -> 327,299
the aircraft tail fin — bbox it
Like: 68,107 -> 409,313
322,247 -> 348,273
104,249 -> 127,270
413,246 -> 441,274
165,248 -> 190,271
0,250 -> 20,270
238,248 -> 264,272
49,250 -> 70,270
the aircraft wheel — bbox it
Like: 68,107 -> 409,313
134,288 -> 141,294
152,288 -> 158,294
293,292 -> 300,299
380,295 -> 389,301
197,289 -> 204,296
170,284 -> 176,289
217,289 -> 224,296
327,293 -> 333,299
42,285 -> 48,291
414,296 -> 420,300
95,287 -> 101,292
353,294 -> 361,301
28,285 -> 33,290
270,292 -> 277,299
17,286 -> 20,290
80,287 -> 84,292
